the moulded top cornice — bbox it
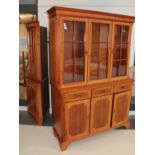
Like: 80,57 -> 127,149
47,6 -> 135,23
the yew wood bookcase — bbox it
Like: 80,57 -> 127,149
26,21 -> 49,125
47,6 -> 135,151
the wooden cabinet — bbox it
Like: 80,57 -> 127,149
26,21 -> 49,125
47,6 -> 134,151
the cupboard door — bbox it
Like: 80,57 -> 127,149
89,20 -> 112,81
111,23 -> 131,78
27,24 -> 41,81
90,95 -> 112,133
112,91 -> 131,128
27,81 -> 43,125
62,18 -> 88,85
65,99 -> 90,140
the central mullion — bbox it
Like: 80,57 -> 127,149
118,25 -> 123,76
73,21 -> 76,82
98,24 -> 101,79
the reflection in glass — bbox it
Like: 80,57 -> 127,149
122,26 -> 129,43
121,43 -> 128,59
90,23 -> 109,80
112,25 -> 129,77
113,43 -> 121,60
112,61 -> 119,77
119,60 -> 127,76
63,20 -> 85,83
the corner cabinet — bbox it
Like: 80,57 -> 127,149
47,6 -> 135,151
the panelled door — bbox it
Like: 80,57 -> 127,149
90,95 -> 113,134
65,99 -> 90,140
61,17 -> 88,87
27,23 -> 41,81
27,81 -> 43,125
88,19 -> 112,83
112,91 -> 131,128
111,22 -> 132,79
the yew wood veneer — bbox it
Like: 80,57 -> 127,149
47,6 -> 135,151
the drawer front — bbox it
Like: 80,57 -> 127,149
92,86 -> 113,97
114,83 -> 131,93
63,90 -> 91,102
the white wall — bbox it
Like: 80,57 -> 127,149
38,0 -> 135,113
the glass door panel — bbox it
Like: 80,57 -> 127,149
112,61 -> 120,77
63,20 -> 85,83
112,24 -> 129,77
27,29 -> 35,79
90,22 -> 110,80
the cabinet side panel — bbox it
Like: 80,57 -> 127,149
49,17 -> 60,87
41,78 -> 49,118
52,87 -> 64,141
40,27 -> 48,79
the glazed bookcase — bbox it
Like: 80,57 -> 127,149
26,21 -> 49,125
47,6 -> 135,151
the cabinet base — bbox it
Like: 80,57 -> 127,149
54,120 -> 131,151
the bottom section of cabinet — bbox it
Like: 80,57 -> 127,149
27,79 -> 49,125
53,119 -> 131,151
52,89 -> 132,151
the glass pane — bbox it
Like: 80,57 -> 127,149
75,22 -> 85,42
121,43 -> 128,59
122,26 -> 129,43
64,42 -> 74,83
119,60 -> 127,76
113,43 -> 121,60
92,23 -> 100,43
74,43 -> 85,81
63,20 -> 85,83
91,22 -> 109,80
112,61 -> 120,77
64,21 -> 74,41
99,43 -> 108,79
115,25 -> 121,43
90,43 -> 99,80
100,24 -> 109,42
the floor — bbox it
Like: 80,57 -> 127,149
19,125 -> 135,155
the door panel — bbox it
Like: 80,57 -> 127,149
63,19 -> 87,85
27,24 -> 41,81
65,99 -> 90,140
89,20 -> 112,82
111,23 -> 131,78
27,81 -> 43,125
112,91 -> 131,128
90,95 -> 113,133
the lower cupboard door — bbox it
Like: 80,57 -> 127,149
90,95 -> 113,134
27,82 -> 43,125
65,99 -> 90,140
112,91 -> 131,128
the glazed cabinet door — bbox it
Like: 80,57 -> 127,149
88,20 -> 112,82
111,23 -> 132,78
27,24 -> 41,81
65,99 -> 90,140
112,91 -> 131,128
90,95 -> 113,134
27,81 -> 43,125
61,18 -> 88,86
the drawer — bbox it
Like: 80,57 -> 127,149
114,83 -> 131,93
63,89 -> 91,102
92,86 -> 113,97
